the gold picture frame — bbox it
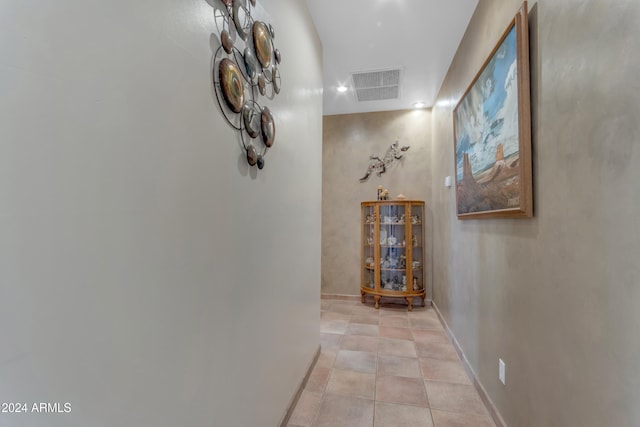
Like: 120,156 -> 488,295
453,2 -> 532,219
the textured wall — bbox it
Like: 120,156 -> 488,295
322,110 -> 431,297
0,1 -> 322,426
431,0 -> 640,425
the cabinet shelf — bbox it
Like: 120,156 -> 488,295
383,223 -> 423,227
365,245 -> 422,250
388,246 -> 421,250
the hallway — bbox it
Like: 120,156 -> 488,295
287,298 -> 496,427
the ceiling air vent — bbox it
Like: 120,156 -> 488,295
350,68 -> 402,102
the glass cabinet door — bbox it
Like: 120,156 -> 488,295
378,203 -> 407,292
361,200 -> 426,311
362,205 -> 375,289
409,203 -> 423,291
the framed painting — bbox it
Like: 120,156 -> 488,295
453,2 -> 532,219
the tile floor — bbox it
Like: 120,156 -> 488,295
287,298 -> 496,427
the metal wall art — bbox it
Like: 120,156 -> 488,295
212,0 -> 282,170
359,141 -> 410,182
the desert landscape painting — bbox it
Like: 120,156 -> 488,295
454,24 -> 523,216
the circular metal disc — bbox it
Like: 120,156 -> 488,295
233,0 -> 250,40
263,67 -> 272,81
219,58 -> 244,113
257,155 -> 264,169
252,21 -> 273,69
272,67 -> 281,94
221,30 -> 233,54
243,47 -> 259,80
269,23 -> 275,39
246,144 -> 258,166
257,74 -> 266,95
274,49 -> 281,64
261,106 -> 275,147
242,102 -> 261,138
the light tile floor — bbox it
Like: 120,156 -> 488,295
287,298 -> 496,427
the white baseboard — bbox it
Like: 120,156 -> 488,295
322,293 -> 433,307
321,293 -> 361,301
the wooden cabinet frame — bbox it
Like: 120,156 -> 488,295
361,200 -> 426,311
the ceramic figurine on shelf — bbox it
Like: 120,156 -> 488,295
413,276 -> 420,290
412,235 -> 418,247
389,256 -> 398,268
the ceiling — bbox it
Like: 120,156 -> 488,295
305,0 -> 478,116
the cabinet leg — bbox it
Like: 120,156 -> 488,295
406,297 -> 413,312
374,295 -> 380,309
361,291 -> 366,304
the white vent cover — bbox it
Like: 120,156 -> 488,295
350,68 -> 402,102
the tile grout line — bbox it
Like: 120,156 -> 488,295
372,306 -> 381,426
431,302 -> 501,426
314,306 -> 337,427
412,320 -> 437,427
321,300 -> 475,427
311,341 -> 334,427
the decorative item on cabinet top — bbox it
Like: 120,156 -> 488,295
376,186 -> 409,202
377,186 -> 390,200
210,0 -> 283,171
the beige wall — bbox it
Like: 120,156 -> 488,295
431,0 -> 640,426
0,1 -> 322,426
322,110 -> 432,297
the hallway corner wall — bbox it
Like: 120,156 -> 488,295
0,1 -> 322,426
322,110 -> 432,297
430,0 -> 640,425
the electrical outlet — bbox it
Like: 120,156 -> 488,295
499,358 -> 506,385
